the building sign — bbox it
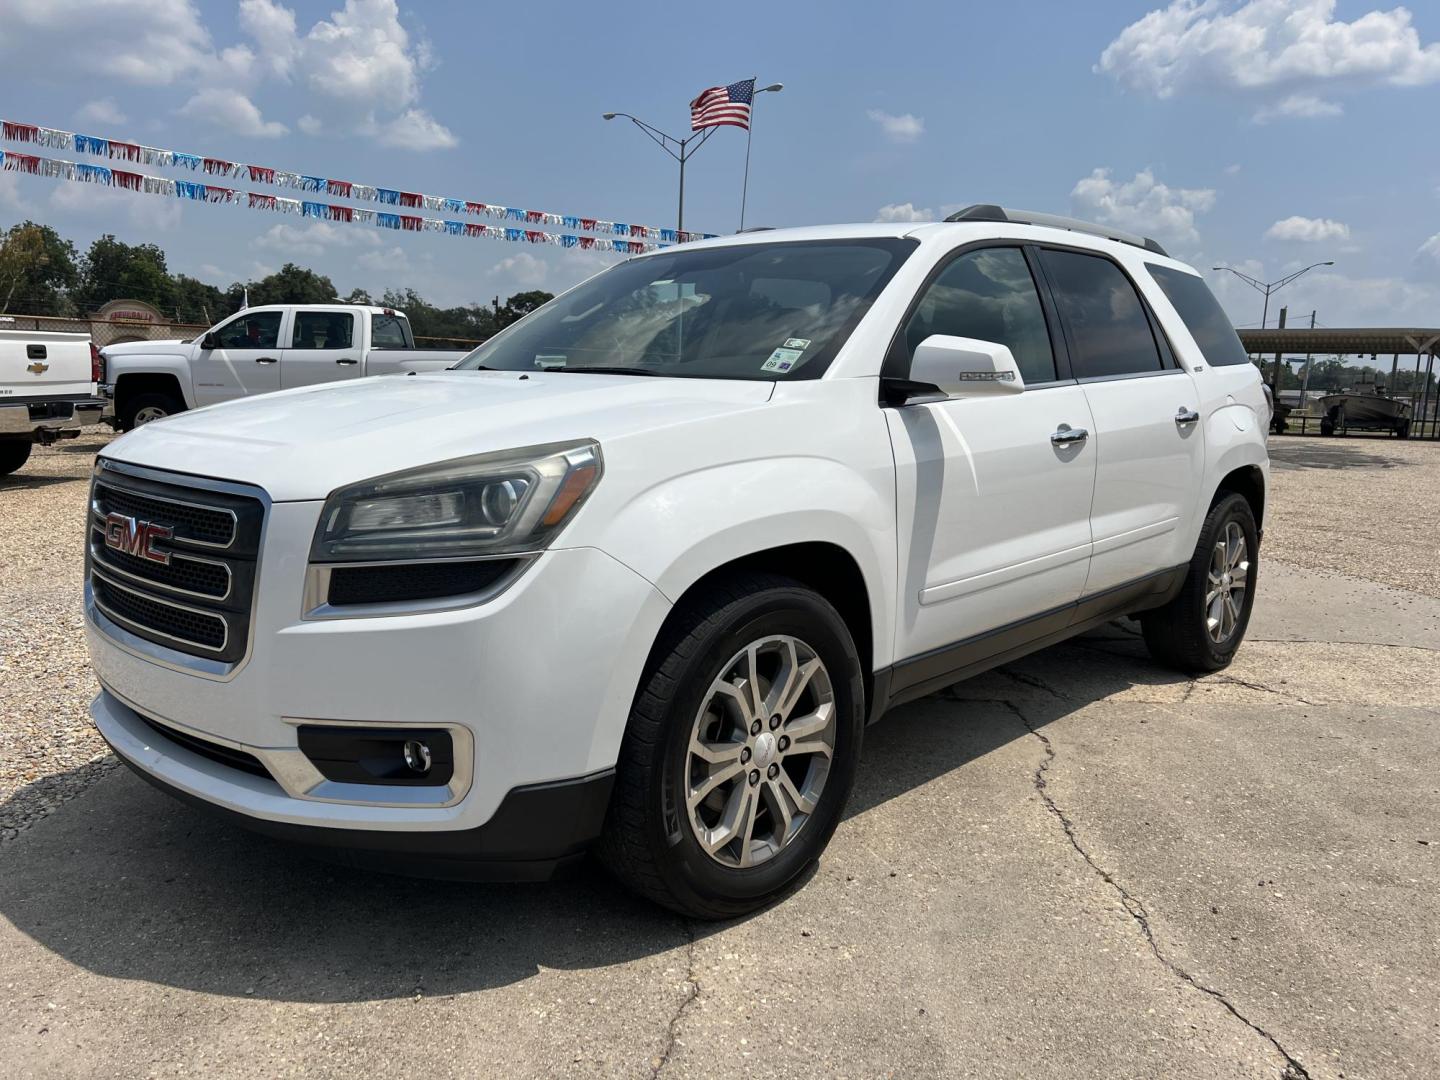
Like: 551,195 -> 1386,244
95,299 -> 163,325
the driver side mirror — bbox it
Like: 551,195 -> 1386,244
200,332 -> 219,350
907,335 -> 1026,400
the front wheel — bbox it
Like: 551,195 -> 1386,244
119,391 -> 184,432
599,573 -> 865,919
1141,492 -> 1259,673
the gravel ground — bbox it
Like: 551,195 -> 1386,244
1265,434 -> 1440,598
1,428 -> 1437,845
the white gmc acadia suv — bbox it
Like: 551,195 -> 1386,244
86,207 -> 1269,918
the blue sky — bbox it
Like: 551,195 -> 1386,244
2,0 -> 1439,328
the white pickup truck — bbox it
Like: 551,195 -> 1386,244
0,328 -> 106,475
99,304 -> 469,430
86,208 -> 1270,918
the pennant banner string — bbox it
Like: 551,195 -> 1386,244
1,118 -> 715,244
0,150 -> 665,256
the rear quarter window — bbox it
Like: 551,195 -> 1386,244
1146,264 -> 1251,367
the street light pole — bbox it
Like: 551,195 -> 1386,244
1212,260 -> 1334,329
602,111 -> 717,233
739,81 -> 784,231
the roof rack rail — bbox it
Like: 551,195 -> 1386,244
943,204 -> 1169,257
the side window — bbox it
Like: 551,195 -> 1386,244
1038,249 -> 1164,379
1145,264 -> 1251,367
370,313 -> 413,350
291,311 -> 356,350
216,310 -> 282,350
903,247 -> 1057,385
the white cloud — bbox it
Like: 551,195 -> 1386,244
252,222 -> 383,257
178,88 -> 287,137
375,108 -> 459,151
1098,0 -> 1440,100
1253,93 -> 1343,123
874,202 -> 932,223
866,109 -> 925,142
48,183 -> 181,233
1212,264 -> 1439,326
1070,167 -> 1216,246
75,99 -> 128,127
1265,215 -> 1350,243
238,0 -> 299,76
1419,234 -> 1440,262
1223,163 -> 1242,175
491,252 -> 549,289
357,246 -> 411,276
0,172 -> 31,215
0,0 -> 212,85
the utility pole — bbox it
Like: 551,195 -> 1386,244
1299,310 -> 1316,407
1270,306 -> 1287,394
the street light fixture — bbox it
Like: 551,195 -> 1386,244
739,82 -> 783,231
1211,260 -> 1334,330
601,111 -> 718,233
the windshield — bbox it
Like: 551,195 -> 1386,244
454,238 -> 916,380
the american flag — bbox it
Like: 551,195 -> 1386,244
690,79 -> 755,131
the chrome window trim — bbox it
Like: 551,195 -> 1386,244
87,459 -> 270,681
87,528 -> 234,602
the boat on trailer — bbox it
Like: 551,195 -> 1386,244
1319,380 -> 1412,437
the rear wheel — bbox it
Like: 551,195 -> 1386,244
1141,492 -> 1258,673
599,573 -> 865,919
119,391 -> 184,432
0,440 -> 32,476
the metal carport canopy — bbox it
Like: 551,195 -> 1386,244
1238,328 -> 1440,354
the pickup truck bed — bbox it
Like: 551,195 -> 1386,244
0,329 -> 105,474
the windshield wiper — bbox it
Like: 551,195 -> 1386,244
549,366 -> 666,376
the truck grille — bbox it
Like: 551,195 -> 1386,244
87,464 -> 265,666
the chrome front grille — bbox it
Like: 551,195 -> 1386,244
87,463 -> 265,666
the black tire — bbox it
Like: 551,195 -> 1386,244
598,572 -> 865,919
1141,492 -> 1259,674
1397,420 -> 1410,440
1319,420 -> 1334,437
119,391 -> 184,432
0,440 -> 32,476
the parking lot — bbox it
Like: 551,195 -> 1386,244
1,433 -> 1437,1078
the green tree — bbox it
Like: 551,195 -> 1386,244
171,274 -> 230,325
76,234 -> 174,314
232,263 -> 338,307
501,290 -> 553,323
0,221 -> 80,315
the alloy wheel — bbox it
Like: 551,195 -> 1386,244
684,635 -> 835,869
1205,521 -> 1249,644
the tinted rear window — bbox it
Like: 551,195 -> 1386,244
1146,264 -> 1251,367
1038,249 -> 1164,379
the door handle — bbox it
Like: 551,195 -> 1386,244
335,357 -> 358,366
1050,427 -> 1089,445
1175,406 -> 1200,426
255,356 -> 278,365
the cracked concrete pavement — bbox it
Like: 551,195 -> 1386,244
2,436 -> 1439,1078
2,560 -> 1435,1078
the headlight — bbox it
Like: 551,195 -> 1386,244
310,440 -> 602,563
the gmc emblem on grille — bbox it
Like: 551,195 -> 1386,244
104,512 -> 173,565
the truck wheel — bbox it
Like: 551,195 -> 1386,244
1141,492 -> 1259,674
119,392 -> 184,431
599,573 -> 865,919
0,441 -> 32,476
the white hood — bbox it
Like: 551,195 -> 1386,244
101,338 -> 194,359
100,371 -> 774,500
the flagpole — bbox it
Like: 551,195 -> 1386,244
739,81 -> 783,232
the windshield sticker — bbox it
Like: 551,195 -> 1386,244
783,338 -> 811,350
761,347 -> 804,373
534,355 -> 567,369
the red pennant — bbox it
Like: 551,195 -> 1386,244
203,157 -> 234,175
111,169 -> 143,190
580,218 -> 597,231
327,179 -> 352,198
399,214 -> 422,231
249,193 -> 277,209
399,191 -> 422,207
2,122 -> 38,143
465,201 -> 486,215
109,141 -> 141,162
464,222 -> 484,237
328,205 -> 353,222
248,165 -> 275,183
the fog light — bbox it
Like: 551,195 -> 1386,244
297,726 -> 454,786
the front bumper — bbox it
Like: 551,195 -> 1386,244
0,396 -> 105,439
86,494 -> 673,869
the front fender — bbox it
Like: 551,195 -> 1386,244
577,455 -> 897,670
110,354 -> 197,409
